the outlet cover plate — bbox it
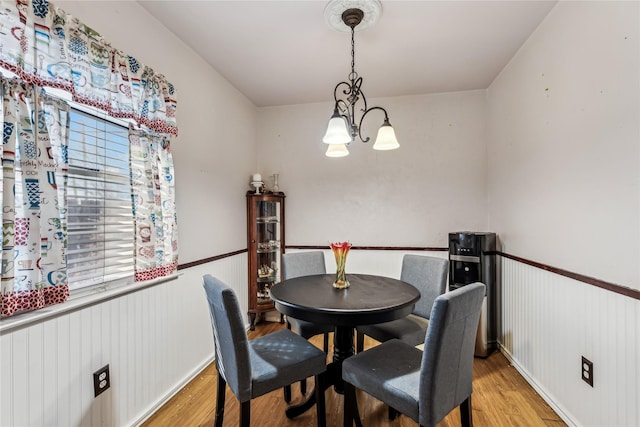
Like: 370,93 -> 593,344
93,364 -> 110,397
581,356 -> 593,387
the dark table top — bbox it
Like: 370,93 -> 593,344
270,273 -> 420,327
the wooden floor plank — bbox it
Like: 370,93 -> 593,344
142,321 -> 564,426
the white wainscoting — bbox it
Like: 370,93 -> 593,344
0,253 -> 247,427
286,248 -> 449,280
501,257 -> 639,427
2,250 -> 635,427
302,248 -> 639,426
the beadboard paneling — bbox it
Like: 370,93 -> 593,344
501,257 -> 639,427
2,250 -> 637,427
286,248 -> 449,280
0,253 -> 247,427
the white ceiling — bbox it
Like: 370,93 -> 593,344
138,0 -> 557,107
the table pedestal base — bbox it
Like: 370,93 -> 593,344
285,326 -> 362,426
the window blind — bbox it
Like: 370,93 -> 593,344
66,109 -> 134,290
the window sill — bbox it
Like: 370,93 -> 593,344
0,273 -> 181,335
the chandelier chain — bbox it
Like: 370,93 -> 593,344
350,26 -> 356,80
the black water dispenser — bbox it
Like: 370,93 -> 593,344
449,232 -> 497,357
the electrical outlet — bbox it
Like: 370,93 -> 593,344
581,356 -> 593,387
93,364 -> 110,397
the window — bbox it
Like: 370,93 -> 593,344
66,109 -> 135,291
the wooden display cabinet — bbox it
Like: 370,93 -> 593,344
246,192 -> 285,330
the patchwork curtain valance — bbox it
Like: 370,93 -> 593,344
0,0 -> 178,135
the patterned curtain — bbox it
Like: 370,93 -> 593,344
129,128 -> 177,282
1,78 -> 69,317
0,0 -> 178,135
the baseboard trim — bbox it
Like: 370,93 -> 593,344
498,343 -> 577,427
132,355 -> 214,426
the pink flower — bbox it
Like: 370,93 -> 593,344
330,241 -> 352,254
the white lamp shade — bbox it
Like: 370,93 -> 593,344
325,143 -> 349,157
372,124 -> 400,150
323,116 -> 352,144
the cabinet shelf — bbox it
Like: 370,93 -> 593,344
257,218 -> 280,224
256,248 -> 279,254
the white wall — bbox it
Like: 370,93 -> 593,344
256,90 -> 489,246
488,2 -> 640,426
56,1 -> 258,261
487,1 -> 640,289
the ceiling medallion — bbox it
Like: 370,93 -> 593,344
324,0 -> 382,32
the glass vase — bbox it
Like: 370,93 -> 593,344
331,241 -> 352,289
333,260 -> 349,289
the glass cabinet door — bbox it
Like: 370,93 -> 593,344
255,199 -> 281,305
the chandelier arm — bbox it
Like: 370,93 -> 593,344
336,99 -> 354,129
335,98 -> 350,113
334,81 -> 352,101
357,106 -> 389,143
334,78 -> 364,141
357,80 -> 368,116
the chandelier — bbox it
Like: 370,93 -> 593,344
322,2 -> 399,157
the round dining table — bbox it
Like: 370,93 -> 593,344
270,273 -> 420,419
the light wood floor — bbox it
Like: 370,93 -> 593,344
142,321 -> 565,427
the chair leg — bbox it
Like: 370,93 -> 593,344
215,370 -> 226,427
355,331 -> 364,353
240,400 -> 250,427
300,378 -> 307,395
460,395 -> 473,427
388,406 -> 399,420
315,374 -> 326,427
343,381 -> 357,427
323,332 -> 329,353
283,385 -> 292,403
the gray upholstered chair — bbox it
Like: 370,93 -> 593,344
282,251 -> 333,351
342,282 -> 486,427
281,251 -> 333,400
356,254 -> 448,352
202,275 -> 327,427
